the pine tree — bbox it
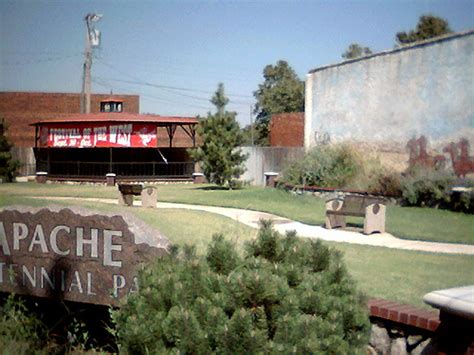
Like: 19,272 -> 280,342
189,83 -> 247,188
113,222 -> 370,353
0,120 -> 20,182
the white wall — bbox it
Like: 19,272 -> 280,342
305,31 -> 474,153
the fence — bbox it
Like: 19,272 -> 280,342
35,161 -> 194,179
239,146 -> 305,186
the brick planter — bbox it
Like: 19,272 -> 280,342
36,171 -> 48,184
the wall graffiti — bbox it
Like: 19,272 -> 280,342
406,136 -> 446,170
443,138 -> 474,178
406,136 -> 474,178
314,131 -> 331,145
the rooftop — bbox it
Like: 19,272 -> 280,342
31,112 -> 198,126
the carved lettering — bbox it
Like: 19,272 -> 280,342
0,207 -> 169,306
0,223 -> 10,255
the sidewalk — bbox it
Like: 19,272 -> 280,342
32,196 -> 474,255
156,202 -> 474,255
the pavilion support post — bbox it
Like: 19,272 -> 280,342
191,126 -> 196,147
47,148 -> 51,173
166,124 -> 177,148
181,124 -> 197,148
109,147 -> 113,172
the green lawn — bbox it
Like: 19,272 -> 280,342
1,192 -> 473,309
1,182 -> 472,245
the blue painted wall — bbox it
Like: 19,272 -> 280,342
305,31 -> 474,156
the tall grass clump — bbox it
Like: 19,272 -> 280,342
280,144 -> 362,188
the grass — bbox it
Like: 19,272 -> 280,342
1,182 -> 472,245
332,242 -> 474,308
1,192 -> 473,309
0,195 -> 256,256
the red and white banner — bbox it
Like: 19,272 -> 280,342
39,123 -> 157,148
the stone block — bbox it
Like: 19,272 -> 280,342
192,172 -> 205,184
264,172 -> 279,188
141,186 -> 158,208
390,337 -> 408,355
369,324 -> 391,354
106,173 -> 116,186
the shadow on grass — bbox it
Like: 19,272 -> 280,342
193,186 -> 232,191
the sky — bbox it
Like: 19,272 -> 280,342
1,0 -> 473,126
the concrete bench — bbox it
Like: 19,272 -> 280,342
118,184 -> 158,208
118,184 -> 143,206
325,195 -> 386,234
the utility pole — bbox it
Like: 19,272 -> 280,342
81,13 -> 102,114
249,105 -> 254,146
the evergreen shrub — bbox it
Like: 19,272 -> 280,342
188,84 -> 247,189
0,120 -> 20,182
113,221 -> 370,354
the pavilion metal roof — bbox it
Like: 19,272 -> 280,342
31,113 -> 198,126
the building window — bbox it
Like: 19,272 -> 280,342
100,101 -> 123,112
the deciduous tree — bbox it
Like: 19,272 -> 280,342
253,60 -> 304,145
342,43 -> 372,59
396,14 -> 452,45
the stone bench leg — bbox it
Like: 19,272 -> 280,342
325,199 -> 346,229
141,187 -> 158,208
118,192 -> 134,206
364,203 -> 386,234
326,214 -> 346,229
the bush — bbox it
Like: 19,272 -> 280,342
113,221 -> 370,354
367,170 -> 403,197
0,120 -> 20,182
280,144 -> 361,188
0,294 -> 47,354
399,168 -> 455,208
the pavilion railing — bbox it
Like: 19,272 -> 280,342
35,161 -> 194,179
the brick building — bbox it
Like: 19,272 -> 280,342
269,112 -> 304,147
0,92 -> 197,180
0,92 -> 140,148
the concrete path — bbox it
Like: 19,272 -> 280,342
33,196 -> 474,255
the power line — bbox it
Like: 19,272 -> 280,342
95,75 -> 254,107
98,48 -> 258,81
1,54 -> 81,66
95,58 -> 254,99
92,78 -> 212,110
92,78 -> 249,120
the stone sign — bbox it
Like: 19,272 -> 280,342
0,206 -> 169,306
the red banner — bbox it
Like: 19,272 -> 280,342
39,123 -> 157,148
